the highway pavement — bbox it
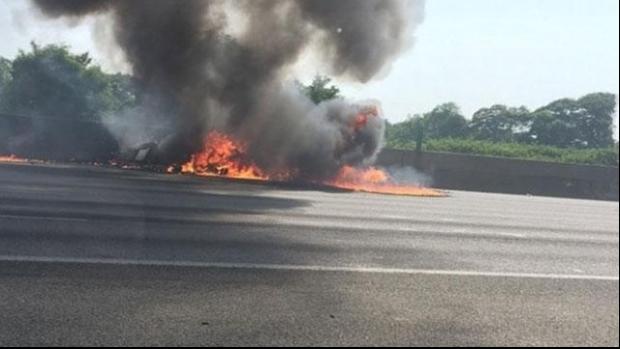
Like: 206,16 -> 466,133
0,162 -> 618,346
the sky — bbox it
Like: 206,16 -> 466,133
1,0 -> 618,138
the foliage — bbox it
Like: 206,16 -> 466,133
0,43 -> 137,160
0,58 -> 11,88
423,102 -> 468,139
385,114 -> 425,150
298,75 -> 341,104
392,93 -> 619,150
386,137 -> 619,167
0,42 -> 136,118
528,93 -> 616,148
573,93 -> 615,148
469,105 -> 531,142
386,92 -> 617,166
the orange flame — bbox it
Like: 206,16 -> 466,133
0,154 -> 28,163
180,131 -> 268,180
352,105 -> 379,131
177,131 -> 443,197
328,165 -> 444,197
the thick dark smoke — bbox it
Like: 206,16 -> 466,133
31,0 -> 112,16
297,0 -> 411,82
32,0 -> 424,180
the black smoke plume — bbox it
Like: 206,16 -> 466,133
32,0 -> 424,180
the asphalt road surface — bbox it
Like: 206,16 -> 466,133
0,162 -> 618,346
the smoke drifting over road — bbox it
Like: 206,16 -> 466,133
32,0 -> 425,180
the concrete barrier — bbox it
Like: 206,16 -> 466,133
377,149 -> 619,201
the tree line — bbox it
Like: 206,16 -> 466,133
0,43 -> 137,160
0,43 -> 617,166
0,43 -> 137,121
387,95 -> 616,150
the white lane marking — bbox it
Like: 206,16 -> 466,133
445,228 -> 527,239
0,255 -> 617,281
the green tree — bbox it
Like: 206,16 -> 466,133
528,93 -> 616,148
0,43 -> 137,160
385,114 -> 425,150
1,42 -> 135,118
0,57 -> 11,104
300,75 -> 341,104
423,102 -> 468,139
0,57 -> 14,153
576,92 -> 616,148
528,107 -> 580,147
469,105 -> 531,142
0,57 -> 11,86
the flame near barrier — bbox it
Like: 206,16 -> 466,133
0,155 -> 27,163
177,131 -> 444,197
1,148 -> 443,197
328,166 -> 444,197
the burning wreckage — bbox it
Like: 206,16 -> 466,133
122,103 -> 441,197
8,0 -> 441,196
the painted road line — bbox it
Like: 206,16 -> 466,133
0,255 -> 617,281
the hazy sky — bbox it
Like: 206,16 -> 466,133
1,0 -> 618,137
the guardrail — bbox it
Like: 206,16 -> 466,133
377,149 -> 619,201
